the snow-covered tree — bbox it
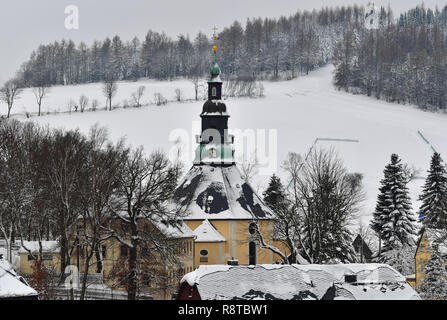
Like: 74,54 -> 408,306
285,149 -> 364,264
0,80 -> 22,119
419,153 -> 447,229
378,243 -> 415,276
420,246 -> 447,300
262,174 -> 287,212
371,154 -> 417,254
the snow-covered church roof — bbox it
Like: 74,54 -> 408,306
193,220 -> 226,243
0,258 -> 38,299
173,165 -> 274,220
180,264 -> 420,300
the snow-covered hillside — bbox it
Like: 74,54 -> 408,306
9,65 -> 447,226
0,78 -> 197,116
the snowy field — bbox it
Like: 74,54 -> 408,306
6,65 -> 447,226
1,78 -> 197,115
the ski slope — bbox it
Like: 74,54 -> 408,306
9,65 -> 447,225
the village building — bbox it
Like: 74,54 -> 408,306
172,45 -> 287,267
69,216 -> 195,300
414,227 -> 447,290
178,264 -> 420,300
18,241 -> 61,276
177,264 -> 420,300
352,234 -> 373,263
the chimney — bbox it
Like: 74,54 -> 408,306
227,258 -> 239,266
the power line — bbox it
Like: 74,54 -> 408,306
287,137 -> 360,189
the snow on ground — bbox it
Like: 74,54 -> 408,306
9,65 -> 447,226
0,78 -> 198,116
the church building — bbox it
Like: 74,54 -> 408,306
173,46 -> 285,267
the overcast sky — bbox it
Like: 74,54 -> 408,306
0,0 -> 444,84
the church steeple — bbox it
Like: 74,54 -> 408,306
194,44 -> 235,165
208,45 -> 223,100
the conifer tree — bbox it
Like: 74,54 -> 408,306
419,153 -> 447,228
262,174 -> 287,211
371,154 -> 417,253
420,246 -> 447,300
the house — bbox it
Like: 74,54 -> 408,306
352,235 -> 373,263
70,216 -> 195,300
18,241 -> 61,275
177,264 -> 420,300
0,256 -> 38,300
172,45 -> 288,268
414,228 -> 447,290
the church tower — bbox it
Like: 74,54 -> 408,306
173,44 -> 284,268
194,45 -> 234,165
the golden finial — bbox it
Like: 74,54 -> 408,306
213,26 -> 219,41
213,45 -> 218,53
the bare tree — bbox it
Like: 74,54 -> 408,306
105,149 -> 183,300
43,129 -> 90,290
174,88 -> 183,102
76,126 -> 127,300
190,77 -> 201,101
67,99 -> 75,114
33,85 -> 50,117
102,79 -> 118,111
0,80 -> 22,118
256,149 -> 365,265
286,149 -> 364,263
154,93 -> 167,106
240,152 -> 259,184
79,95 -> 89,113
91,99 -> 99,112
131,86 -> 146,108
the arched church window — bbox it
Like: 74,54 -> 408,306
249,242 -> 257,265
212,87 -> 217,98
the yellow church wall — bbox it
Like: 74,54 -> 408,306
187,219 -> 290,267
194,242 -> 224,266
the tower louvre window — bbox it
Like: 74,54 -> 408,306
212,87 -> 217,98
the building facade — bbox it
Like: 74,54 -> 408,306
173,46 -> 286,267
414,228 -> 447,290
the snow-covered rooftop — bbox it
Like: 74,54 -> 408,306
18,241 -> 60,254
180,264 -> 420,300
193,220 -> 226,243
173,165 -> 274,220
151,218 -> 195,239
0,258 -> 38,299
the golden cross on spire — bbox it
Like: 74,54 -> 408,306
213,26 -> 218,41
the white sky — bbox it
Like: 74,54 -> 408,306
0,0 -> 444,84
